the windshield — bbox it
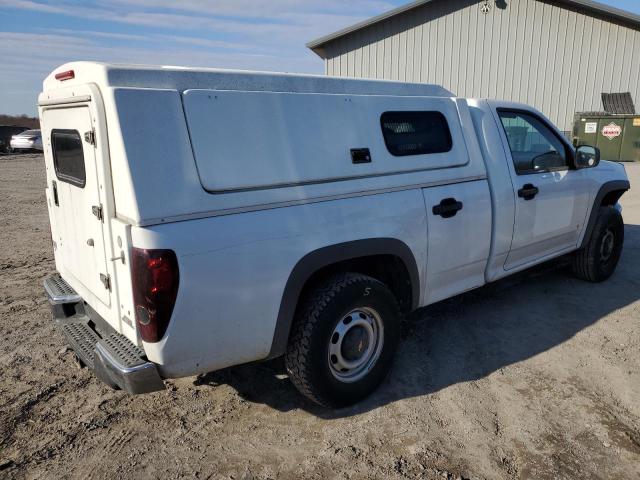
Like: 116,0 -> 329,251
20,130 -> 40,136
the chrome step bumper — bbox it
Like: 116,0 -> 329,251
44,274 -> 81,304
44,274 -> 164,394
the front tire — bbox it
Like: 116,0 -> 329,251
573,206 -> 624,282
285,272 -> 401,408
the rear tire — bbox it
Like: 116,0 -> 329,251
572,206 -> 624,282
285,272 -> 401,408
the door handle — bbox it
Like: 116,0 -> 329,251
518,183 -> 539,200
52,180 -> 59,206
432,198 -> 463,218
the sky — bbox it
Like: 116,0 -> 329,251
1,0 -> 639,116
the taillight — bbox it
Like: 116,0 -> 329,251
131,248 -> 179,343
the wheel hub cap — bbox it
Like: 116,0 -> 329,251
341,326 -> 370,361
328,308 -> 384,383
600,229 -> 615,263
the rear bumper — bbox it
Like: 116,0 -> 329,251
44,274 -> 164,394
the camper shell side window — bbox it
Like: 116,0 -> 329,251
380,111 -> 453,157
51,129 -> 86,188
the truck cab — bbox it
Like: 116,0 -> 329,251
40,62 -> 629,407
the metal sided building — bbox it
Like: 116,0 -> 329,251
307,0 -> 640,133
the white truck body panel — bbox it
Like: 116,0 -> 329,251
422,180 -> 493,304
135,190 -> 430,377
39,62 -> 629,381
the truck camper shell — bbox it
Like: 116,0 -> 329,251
40,62 -> 485,227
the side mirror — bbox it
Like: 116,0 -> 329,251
532,151 -> 565,172
575,145 -> 600,169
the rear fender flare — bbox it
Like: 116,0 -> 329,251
267,238 -> 420,358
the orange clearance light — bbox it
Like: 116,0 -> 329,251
55,70 -> 75,81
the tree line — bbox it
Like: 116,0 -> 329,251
0,114 -> 40,129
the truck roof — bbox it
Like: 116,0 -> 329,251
42,61 -> 454,98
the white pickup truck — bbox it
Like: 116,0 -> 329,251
41,62 -> 630,408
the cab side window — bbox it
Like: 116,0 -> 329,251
498,111 -> 569,175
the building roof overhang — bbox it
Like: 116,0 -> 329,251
307,0 -> 640,58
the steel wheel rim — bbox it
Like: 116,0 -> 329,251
328,307 -> 384,383
600,228 -> 615,263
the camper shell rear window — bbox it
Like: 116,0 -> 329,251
52,129 -> 86,188
380,111 -> 452,156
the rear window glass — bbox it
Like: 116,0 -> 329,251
380,111 -> 452,156
52,130 -> 86,188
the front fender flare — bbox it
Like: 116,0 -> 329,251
580,180 -> 630,248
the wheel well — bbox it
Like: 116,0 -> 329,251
267,238 -> 420,359
600,189 -> 626,206
299,255 -> 414,314
579,180 -> 629,250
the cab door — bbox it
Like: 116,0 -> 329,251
495,109 -> 590,270
422,180 -> 492,304
43,106 -> 111,306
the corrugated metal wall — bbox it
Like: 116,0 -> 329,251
322,0 -> 640,131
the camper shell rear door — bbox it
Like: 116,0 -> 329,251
40,81 -> 139,343
42,104 -> 111,306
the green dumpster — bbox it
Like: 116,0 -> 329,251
573,113 -> 640,162
620,117 -> 640,162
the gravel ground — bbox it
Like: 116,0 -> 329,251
1,153 -> 639,480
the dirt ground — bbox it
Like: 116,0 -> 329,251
1,153 -> 639,480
